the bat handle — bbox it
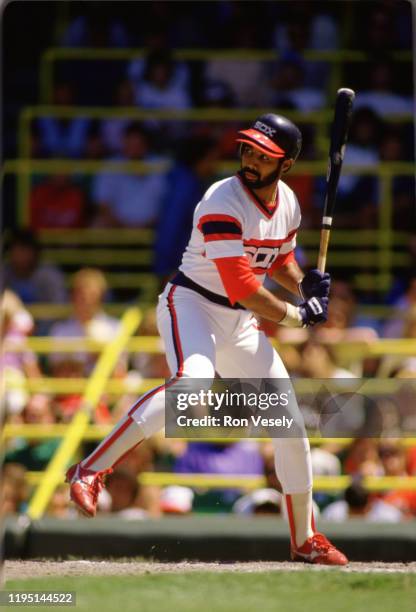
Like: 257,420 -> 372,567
317,227 -> 331,273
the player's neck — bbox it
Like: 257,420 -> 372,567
252,180 -> 279,208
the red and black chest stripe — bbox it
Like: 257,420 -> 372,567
244,229 -> 297,273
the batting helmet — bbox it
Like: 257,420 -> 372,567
236,113 -> 302,161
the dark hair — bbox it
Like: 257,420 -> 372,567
143,49 -> 174,82
344,482 -> 369,509
123,122 -> 149,141
5,229 -> 40,253
177,136 -> 216,167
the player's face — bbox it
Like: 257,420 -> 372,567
240,145 -> 280,184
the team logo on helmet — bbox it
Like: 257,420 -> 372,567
253,121 -> 276,138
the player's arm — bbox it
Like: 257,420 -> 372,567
198,209 -> 327,327
269,251 -> 331,301
269,257 -> 304,296
215,256 -> 327,328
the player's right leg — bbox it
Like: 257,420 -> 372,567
66,284 -> 217,516
216,315 -> 347,565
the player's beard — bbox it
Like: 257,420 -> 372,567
238,161 -> 282,190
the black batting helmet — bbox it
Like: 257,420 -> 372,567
237,113 -> 302,161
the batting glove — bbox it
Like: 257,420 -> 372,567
299,296 -> 328,327
299,269 -> 331,300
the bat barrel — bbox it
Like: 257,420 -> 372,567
319,87 -> 355,272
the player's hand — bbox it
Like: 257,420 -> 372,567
299,297 -> 328,327
299,269 -> 331,300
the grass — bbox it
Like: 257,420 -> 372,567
5,571 -> 416,612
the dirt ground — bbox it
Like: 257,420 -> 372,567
4,560 -> 416,581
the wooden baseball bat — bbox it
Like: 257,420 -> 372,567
318,88 -> 355,273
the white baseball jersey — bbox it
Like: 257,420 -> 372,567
83,171 -> 313,507
179,175 -> 301,296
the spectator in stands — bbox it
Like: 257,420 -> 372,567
154,135 -> 219,282
1,290 -> 41,418
204,57 -> 264,108
379,443 -> 416,518
29,174 -> 86,229
383,277 -> 416,339
343,439 -> 384,478
36,82 -> 90,158
46,484 -> 75,519
174,442 -> 264,510
4,229 -> 67,304
4,394 -> 60,471
407,445 -> 416,476
60,4 -> 129,47
380,305 -> 416,376
130,310 -> 170,381
379,126 -> 415,232
130,49 -> 191,110
298,340 -> 356,379
354,61 -> 413,117
0,464 -> 29,515
343,108 -> 381,168
127,43 -> 191,108
356,3 -> 411,53
104,468 -> 147,519
233,488 -> 282,515
267,55 -> 325,111
49,268 -> 125,377
297,341 -> 364,439
322,481 -> 403,522
271,4 -> 338,87
91,122 -> 167,228
193,80 -> 237,158
320,108 -> 381,230
160,486 -> 194,515
101,438 -> 162,517
314,280 -> 379,345
272,3 -> 339,53
100,80 -> 135,155
83,122 -> 107,160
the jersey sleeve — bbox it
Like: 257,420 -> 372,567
214,256 -> 261,304
196,189 -> 245,259
198,213 -> 245,258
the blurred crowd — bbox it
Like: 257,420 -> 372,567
2,261 -> 416,522
3,1 -> 414,236
1,1 -> 415,523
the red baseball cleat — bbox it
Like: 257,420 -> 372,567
291,532 -> 348,566
65,463 -> 112,517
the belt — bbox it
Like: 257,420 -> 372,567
171,271 -> 245,311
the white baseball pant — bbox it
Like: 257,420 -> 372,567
83,283 -> 313,498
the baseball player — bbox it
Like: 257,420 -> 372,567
67,114 -> 348,565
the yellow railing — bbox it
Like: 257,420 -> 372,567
39,47 -> 412,104
4,155 -> 414,292
4,373 -> 416,398
18,302 -> 405,321
26,306 -> 142,519
38,227 -> 155,245
20,471 -> 416,493
16,106 -> 413,161
4,336 -> 416,357
4,425 -> 416,448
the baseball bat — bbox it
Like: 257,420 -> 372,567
318,87 -> 355,273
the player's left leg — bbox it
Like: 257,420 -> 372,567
66,284 -> 218,516
216,313 -> 348,565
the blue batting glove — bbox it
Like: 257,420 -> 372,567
299,269 -> 331,300
299,297 -> 328,327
